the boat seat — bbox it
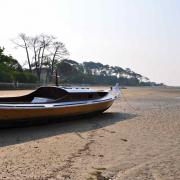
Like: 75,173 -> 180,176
31,97 -> 54,103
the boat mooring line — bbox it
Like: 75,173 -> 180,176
120,90 -> 139,112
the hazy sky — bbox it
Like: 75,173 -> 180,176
0,0 -> 180,86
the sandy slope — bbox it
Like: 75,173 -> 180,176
0,87 -> 180,180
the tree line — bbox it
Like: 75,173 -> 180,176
0,33 -> 162,86
57,59 -> 160,86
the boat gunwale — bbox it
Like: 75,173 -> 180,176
0,95 -> 115,110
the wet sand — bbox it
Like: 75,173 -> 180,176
0,87 -> 180,180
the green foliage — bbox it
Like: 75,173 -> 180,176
58,60 -> 78,77
0,67 -> 13,82
0,46 -> 37,83
0,47 -> 22,71
57,60 -> 152,86
12,71 -> 37,83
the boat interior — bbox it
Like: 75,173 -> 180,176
0,87 -> 108,104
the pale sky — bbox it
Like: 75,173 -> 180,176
0,0 -> 180,86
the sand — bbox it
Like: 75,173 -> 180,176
0,86 -> 180,180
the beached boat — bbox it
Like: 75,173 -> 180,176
0,84 -> 120,121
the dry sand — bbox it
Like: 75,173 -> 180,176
0,87 -> 180,180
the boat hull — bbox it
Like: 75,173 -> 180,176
0,99 -> 114,121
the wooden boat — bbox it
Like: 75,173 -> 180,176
0,84 -> 120,121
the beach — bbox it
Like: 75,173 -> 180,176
0,87 -> 180,180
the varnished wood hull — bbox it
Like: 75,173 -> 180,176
0,99 -> 114,121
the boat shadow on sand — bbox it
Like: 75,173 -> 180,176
0,112 -> 137,147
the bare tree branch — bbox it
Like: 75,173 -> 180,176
12,33 -> 32,71
12,33 -> 69,82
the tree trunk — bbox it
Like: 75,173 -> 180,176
51,48 -> 58,75
23,41 -> 31,72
